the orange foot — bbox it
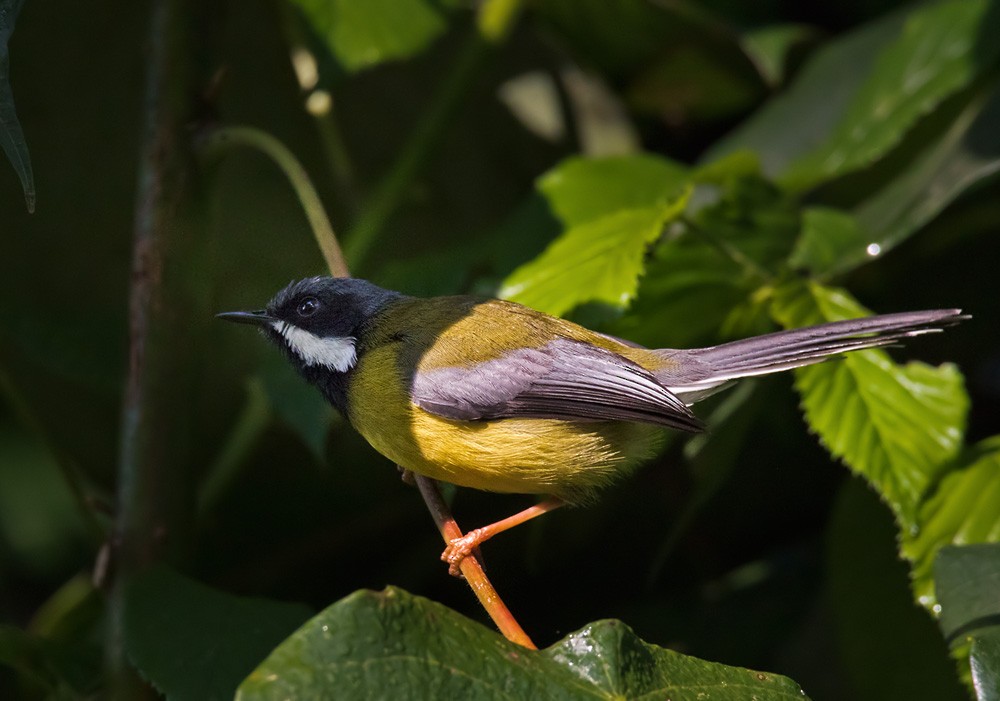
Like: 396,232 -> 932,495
441,528 -> 487,577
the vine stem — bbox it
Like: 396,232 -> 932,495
199,126 -> 349,277
201,121 -> 536,648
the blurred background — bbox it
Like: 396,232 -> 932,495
1,0 -> 998,698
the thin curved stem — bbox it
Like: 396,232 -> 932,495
199,125 -> 349,278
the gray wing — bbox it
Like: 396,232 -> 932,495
411,338 -> 704,432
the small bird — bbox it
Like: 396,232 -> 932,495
218,277 -> 964,573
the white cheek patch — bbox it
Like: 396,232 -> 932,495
272,322 -> 357,372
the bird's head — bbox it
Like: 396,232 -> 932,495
217,276 -> 402,376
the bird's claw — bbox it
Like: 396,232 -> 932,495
441,528 -> 485,577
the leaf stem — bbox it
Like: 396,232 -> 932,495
344,0 -> 525,272
199,125 -> 349,277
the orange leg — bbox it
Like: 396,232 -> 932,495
441,497 -> 564,576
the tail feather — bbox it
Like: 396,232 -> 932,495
655,309 -> 966,404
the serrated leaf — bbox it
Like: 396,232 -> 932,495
608,233 -> 751,349
536,154 -> 689,227
771,281 -> 967,530
499,155 -> 691,317
783,0 -> 1000,190
290,0 -> 449,73
903,438 -> 1000,610
0,0 -> 34,212
237,586 -> 809,700
124,565 -> 313,701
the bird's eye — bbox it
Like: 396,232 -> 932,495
296,296 -> 320,317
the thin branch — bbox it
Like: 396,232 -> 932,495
415,475 -> 537,649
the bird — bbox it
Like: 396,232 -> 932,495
218,276 -> 965,574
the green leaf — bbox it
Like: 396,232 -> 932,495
290,0 -> 449,73
704,6 -> 910,176
124,565 -> 314,701
740,23 -> 817,88
783,0 -> 1000,189
237,586 -> 809,700
499,155 -> 691,317
936,543 -> 1000,642
971,629 -> 1000,701
607,232 -> 754,350
0,0 -> 34,212
903,438 -> 1000,610
536,154 -> 689,228
850,80 -> 1000,271
935,544 -> 1000,700
789,207 -> 873,275
770,281 -> 968,530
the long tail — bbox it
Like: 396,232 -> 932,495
654,309 -> 967,404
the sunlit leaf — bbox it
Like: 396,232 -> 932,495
771,281 -> 968,530
783,0 -> 1000,189
499,155 -> 691,317
903,438 -> 1000,609
290,0 -> 450,73
124,565 -> 313,701
0,0 -> 34,211
237,586 -> 810,700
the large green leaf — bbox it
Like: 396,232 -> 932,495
0,0 -> 34,212
290,0 -> 450,73
788,206 -> 872,276
237,586 -> 809,700
124,565 -> 314,701
771,281 -> 968,530
783,0 -> 1000,190
935,543 -> 1000,700
903,438 -> 1000,609
499,155 -> 691,317
704,6 -> 910,176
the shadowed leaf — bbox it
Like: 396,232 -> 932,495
237,586 -> 810,700
0,0 -> 34,211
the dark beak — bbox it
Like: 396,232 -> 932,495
215,310 -> 276,327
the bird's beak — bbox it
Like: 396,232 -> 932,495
215,310 -> 276,327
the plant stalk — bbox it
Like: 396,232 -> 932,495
108,0 -> 217,696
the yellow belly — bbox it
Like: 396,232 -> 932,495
348,381 -> 662,503
345,318 -> 669,503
